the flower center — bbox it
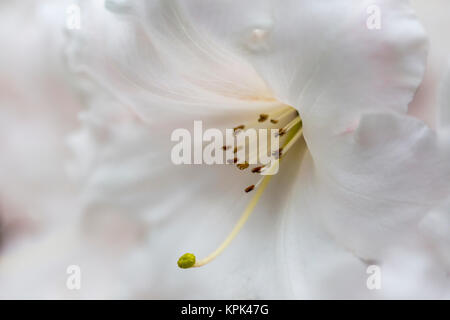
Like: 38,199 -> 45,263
178,105 -> 304,269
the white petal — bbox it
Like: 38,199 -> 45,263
281,151 -> 375,299
225,0 -> 427,161
69,104 -> 310,297
66,0 -> 277,124
316,113 -> 450,258
419,198 -> 450,271
0,1 -> 82,245
282,113 -> 450,298
0,226 -> 158,299
66,0 -> 292,227
415,60 -> 450,280
409,0 -> 450,127
439,59 -> 450,129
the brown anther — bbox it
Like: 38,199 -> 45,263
270,119 -> 279,124
233,146 -> 241,154
233,125 -> 245,134
258,114 -> 269,122
245,185 -> 255,193
237,162 -> 249,170
251,166 -> 265,173
227,157 -> 239,164
222,145 -> 231,151
275,128 -> 286,137
272,148 -> 283,159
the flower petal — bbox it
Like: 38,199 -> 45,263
317,113 -> 450,257
416,59 -> 450,281
221,0 -> 427,161
281,151 -> 374,299
66,0 -> 295,226
282,113 -> 450,298
66,0 -> 278,124
409,0 -> 450,127
439,59 -> 450,129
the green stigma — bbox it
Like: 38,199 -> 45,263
177,253 -> 196,269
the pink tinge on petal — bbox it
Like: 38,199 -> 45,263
408,67 -> 439,129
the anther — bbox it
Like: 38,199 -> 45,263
276,128 -> 286,137
233,146 -> 242,154
270,119 -> 279,124
272,148 -> 283,159
245,185 -> 255,193
258,114 -> 269,122
222,145 -> 231,151
280,117 -> 302,137
227,157 -> 239,164
233,125 -> 245,134
237,162 -> 249,170
251,166 -> 265,173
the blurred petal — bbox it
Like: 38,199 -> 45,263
66,0 -> 276,122
416,59 -> 450,284
409,0 -> 450,127
65,0 -> 294,227
439,59 -> 450,129
0,1 -> 81,245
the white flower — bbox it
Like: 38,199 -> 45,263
62,0 -> 450,299
2,0 -> 449,299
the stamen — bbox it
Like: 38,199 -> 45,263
233,125 -> 245,134
281,127 -> 303,155
276,128 -> 286,137
227,157 -> 239,164
275,116 -> 301,137
246,126 -> 286,165
270,108 -> 298,124
233,106 -> 303,168
231,106 -> 291,137
258,114 -> 269,122
251,166 -> 265,173
282,117 -> 302,134
272,148 -> 283,159
245,185 -> 255,193
176,118 -> 304,270
250,119 -> 303,166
